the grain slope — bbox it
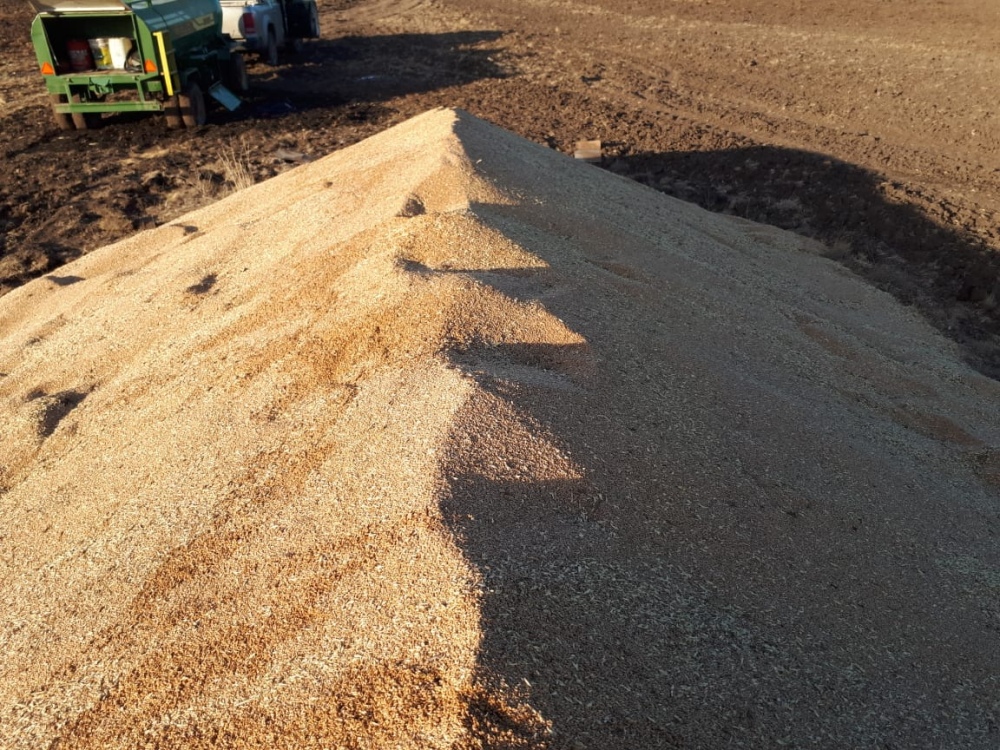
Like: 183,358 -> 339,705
1,109 -> 997,749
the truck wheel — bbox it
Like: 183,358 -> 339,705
50,94 -> 73,131
164,95 -> 183,129
179,82 -> 207,128
226,53 -> 250,93
70,93 -> 97,130
263,29 -> 279,66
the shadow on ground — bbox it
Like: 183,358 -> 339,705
612,147 -> 1000,378
437,333 -> 957,749
239,30 -> 508,118
433,180 -> 1000,746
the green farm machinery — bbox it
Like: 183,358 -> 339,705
28,0 -> 247,129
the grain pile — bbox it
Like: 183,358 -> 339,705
1,109 -> 998,749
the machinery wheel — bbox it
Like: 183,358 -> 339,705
164,95 -> 183,129
179,82 -> 207,128
50,94 -> 73,131
263,29 -> 279,66
226,52 -> 250,93
308,3 -> 320,37
70,93 -> 97,130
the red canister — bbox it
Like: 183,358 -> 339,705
66,39 -> 93,72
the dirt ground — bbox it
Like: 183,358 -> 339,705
2,0 -> 1000,373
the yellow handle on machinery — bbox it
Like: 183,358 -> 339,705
153,31 -> 174,97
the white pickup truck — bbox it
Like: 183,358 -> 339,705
220,0 -> 320,66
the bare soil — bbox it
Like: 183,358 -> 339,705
2,0 -> 1000,375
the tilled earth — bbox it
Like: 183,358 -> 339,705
2,0 -> 1000,376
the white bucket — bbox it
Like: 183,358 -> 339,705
88,38 -> 112,70
108,38 -> 133,69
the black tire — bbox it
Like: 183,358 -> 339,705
308,4 -> 320,38
263,28 -> 279,66
178,82 -> 207,128
285,37 -> 304,54
50,94 -> 73,131
70,93 -> 97,130
164,95 -> 183,129
226,52 -> 250,93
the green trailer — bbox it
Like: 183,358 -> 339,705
29,0 -> 246,129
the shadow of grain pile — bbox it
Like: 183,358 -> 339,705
0,109 -> 998,750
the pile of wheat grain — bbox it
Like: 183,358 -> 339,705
1,109 -> 997,749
